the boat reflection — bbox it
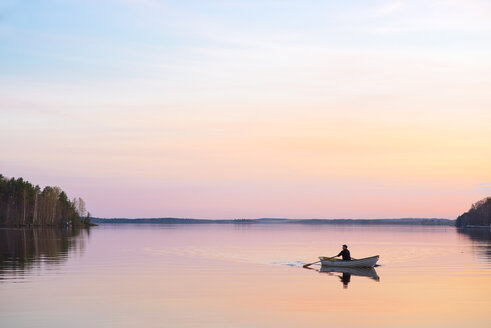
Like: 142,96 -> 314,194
0,227 -> 89,281
306,265 -> 380,288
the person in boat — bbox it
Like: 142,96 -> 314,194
335,244 -> 351,261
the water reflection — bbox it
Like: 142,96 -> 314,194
457,228 -> 491,261
0,227 -> 89,280
305,265 -> 380,288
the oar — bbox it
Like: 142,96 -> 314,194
303,256 -> 334,268
302,260 -> 321,268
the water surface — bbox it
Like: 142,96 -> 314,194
1,224 -> 490,327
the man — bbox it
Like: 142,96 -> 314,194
335,244 -> 351,261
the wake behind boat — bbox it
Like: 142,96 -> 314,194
319,255 -> 379,267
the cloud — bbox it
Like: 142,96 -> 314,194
369,1 -> 406,17
118,0 -> 159,7
349,0 -> 491,36
0,96 -> 66,116
475,183 -> 491,195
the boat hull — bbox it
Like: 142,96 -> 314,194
319,255 -> 379,267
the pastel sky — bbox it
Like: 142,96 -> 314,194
1,0 -> 490,219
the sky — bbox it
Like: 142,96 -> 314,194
1,0 -> 490,219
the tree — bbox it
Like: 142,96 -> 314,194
456,197 -> 491,227
33,185 -> 40,225
77,197 -> 86,218
0,174 -> 90,226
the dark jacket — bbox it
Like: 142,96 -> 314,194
337,249 -> 351,261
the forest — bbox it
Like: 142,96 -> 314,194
0,174 -> 90,226
456,197 -> 491,227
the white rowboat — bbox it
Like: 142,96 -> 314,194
319,255 -> 379,267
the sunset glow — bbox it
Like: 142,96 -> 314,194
1,0 -> 490,218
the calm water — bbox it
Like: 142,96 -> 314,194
0,224 -> 490,328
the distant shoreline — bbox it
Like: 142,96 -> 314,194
90,217 -> 456,226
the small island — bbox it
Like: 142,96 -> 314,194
0,174 -> 92,227
456,197 -> 491,228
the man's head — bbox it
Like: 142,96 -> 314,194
342,244 -> 348,249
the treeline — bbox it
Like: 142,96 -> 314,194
0,174 -> 91,226
90,217 -> 455,225
456,197 -> 491,227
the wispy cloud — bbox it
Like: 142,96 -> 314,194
348,0 -> 491,35
369,1 -> 406,17
0,96 -> 67,117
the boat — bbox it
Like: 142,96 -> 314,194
319,255 -> 379,267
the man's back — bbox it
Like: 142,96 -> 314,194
338,249 -> 351,261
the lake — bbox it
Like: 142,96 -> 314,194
1,224 -> 490,327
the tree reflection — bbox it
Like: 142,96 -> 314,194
457,228 -> 491,261
0,227 -> 89,280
